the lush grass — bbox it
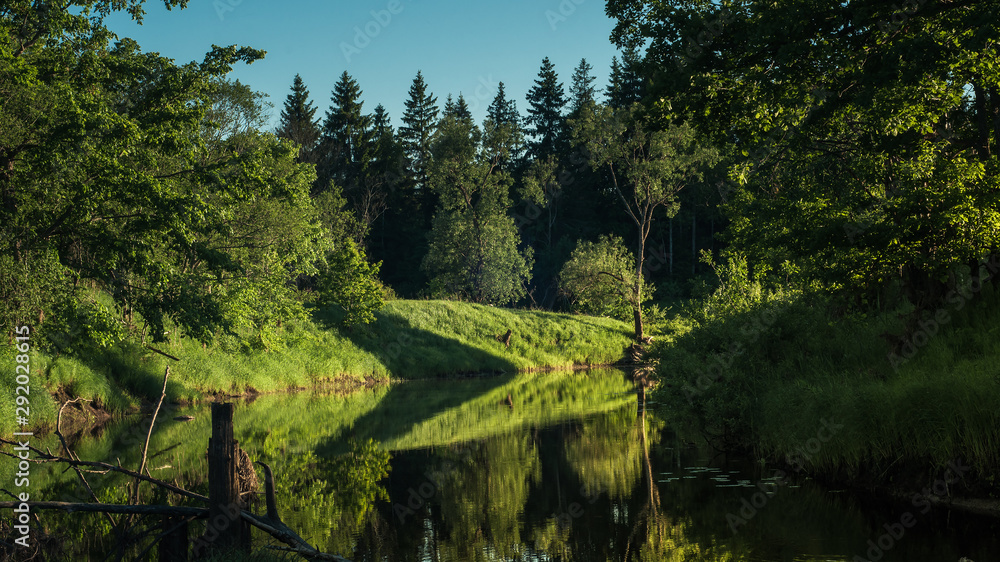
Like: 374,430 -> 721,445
651,279 -> 1000,492
0,299 -> 633,437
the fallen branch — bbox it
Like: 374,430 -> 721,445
0,501 -> 206,517
0,438 -> 208,504
241,511 -> 351,561
0,502 -> 352,561
133,366 -> 170,505
144,345 -> 180,361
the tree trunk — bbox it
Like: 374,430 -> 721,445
634,232 -> 645,341
669,217 -> 673,276
691,211 -> 696,276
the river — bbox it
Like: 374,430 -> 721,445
4,368 -> 998,560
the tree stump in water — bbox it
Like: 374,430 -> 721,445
196,402 -> 251,556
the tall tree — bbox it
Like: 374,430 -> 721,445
572,104 -> 718,340
317,72 -> 372,195
568,58 -> 597,116
422,111 -> 533,304
486,82 -> 525,172
606,54 -> 642,108
399,70 -> 440,234
275,74 -> 321,163
608,0 -> 1000,317
487,82 -> 522,128
399,70 -> 439,192
525,57 -> 568,161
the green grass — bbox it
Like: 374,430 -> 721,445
0,299 -> 634,437
651,282 -> 1000,491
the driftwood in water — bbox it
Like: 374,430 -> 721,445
0,501 -> 352,561
1,401 -> 352,561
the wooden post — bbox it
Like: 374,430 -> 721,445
158,515 -> 188,561
205,402 -> 245,553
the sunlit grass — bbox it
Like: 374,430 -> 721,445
0,299 -> 633,436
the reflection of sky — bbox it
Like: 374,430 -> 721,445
104,1 -> 624,130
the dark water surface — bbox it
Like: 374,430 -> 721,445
6,368 -> 998,560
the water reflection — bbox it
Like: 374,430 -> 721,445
4,368 -> 998,560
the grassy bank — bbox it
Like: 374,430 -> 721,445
0,299 -> 633,437
650,275 -> 1000,496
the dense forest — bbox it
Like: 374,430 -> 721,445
3,0 -> 1000,559
1,0 -> 731,350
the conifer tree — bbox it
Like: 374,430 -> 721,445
525,57 -> 568,161
443,94 -> 474,123
485,83 -> 525,173
487,82 -> 521,128
317,71 -> 372,196
399,70 -> 439,191
454,94 -> 473,123
607,51 -> 643,108
568,58 -> 597,116
276,74 -> 320,162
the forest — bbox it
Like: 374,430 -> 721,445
2,1 -> 1000,558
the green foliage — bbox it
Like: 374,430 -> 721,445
650,272 -> 1000,483
610,0 -> 1000,309
276,73 -> 321,162
571,102 -> 719,338
525,57 -> 568,160
317,243 -> 385,327
559,235 -> 653,322
422,114 -> 533,305
0,2 -> 339,348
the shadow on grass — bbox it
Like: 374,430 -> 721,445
313,306 -> 521,453
314,305 -> 522,378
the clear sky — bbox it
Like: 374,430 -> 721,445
105,0 -> 625,130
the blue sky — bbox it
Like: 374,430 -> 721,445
106,0 -> 624,130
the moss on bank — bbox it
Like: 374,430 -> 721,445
0,300 -> 633,437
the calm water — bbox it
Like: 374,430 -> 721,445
5,368 -> 999,560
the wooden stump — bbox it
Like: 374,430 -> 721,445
203,402 -> 249,554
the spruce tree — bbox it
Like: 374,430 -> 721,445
443,94 -> 474,123
525,57 -> 567,161
454,94 -> 473,123
487,82 -> 521,127
607,56 -> 626,107
275,74 -> 320,162
317,71 -> 372,195
568,58 -> 597,116
607,51 -> 643,108
485,82 -> 524,173
399,70 -> 439,191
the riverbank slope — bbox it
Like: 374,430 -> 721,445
0,299 -> 634,437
